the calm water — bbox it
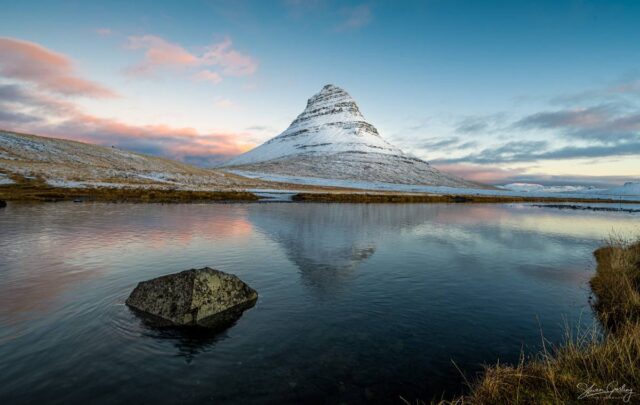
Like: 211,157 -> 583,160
1,202 -> 638,404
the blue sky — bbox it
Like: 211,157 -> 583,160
0,0 -> 639,185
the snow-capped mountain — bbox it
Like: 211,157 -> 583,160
224,84 -> 483,188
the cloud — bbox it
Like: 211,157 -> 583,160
432,139 -> 640,164
193,70 -> 223,84
419,136 -> 478,151
125,35 -> 257,83
432,163 -> 525,184
552,73 -> 640,105
95,28 -> 112,37
334,4 -> 372,31
202,37 -> 258,76
125,35 -> 199,75
0,84 -> 254,166
455,113 -> 506,134
213,97 -> 234,108
513,103 -> 640,143
283,0 -> 326,18
0,37 -> 116,98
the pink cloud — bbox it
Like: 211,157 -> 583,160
0,83 -> 254,166
0,37 -> 117,98
125,34 -> 257,83
125,35 -> 199,75
201,37 -> 258,76
433,163 -> 524,184
193,70 -> 223,84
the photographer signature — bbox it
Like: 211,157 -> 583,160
577,382 -> 635,402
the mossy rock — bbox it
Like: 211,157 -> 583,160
126,267 -> 258,328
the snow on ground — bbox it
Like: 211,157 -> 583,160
500,183 -> 604,193
231,170 -> 640,201
602,182 -> 640,196
0,173 -> 14,185
0,130 -> 264,190
45,179 -> 87,188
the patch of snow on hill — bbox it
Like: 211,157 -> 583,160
501,183 -> 602,193
0,173 -> 14,185
601,182 -> 640,196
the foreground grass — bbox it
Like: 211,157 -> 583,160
437,238 -> 640,404
0,173 -> 258,203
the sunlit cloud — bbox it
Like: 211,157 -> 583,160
0,37 -> 116,98
0,83 -> 255,165
0,38 -> 255,166
193,69 -> 223,84
432,163 -> 525,184
124,34 -> 257,83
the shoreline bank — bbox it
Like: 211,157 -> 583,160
2,183 -> 639,205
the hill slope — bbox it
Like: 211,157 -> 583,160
224,84 -> 483,188
0,130 -> 257,189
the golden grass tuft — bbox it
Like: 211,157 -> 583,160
436,237 -> 640,404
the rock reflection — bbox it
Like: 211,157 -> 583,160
135,314 -> 231,362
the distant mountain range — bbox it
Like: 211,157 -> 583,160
224,84 -> 484,188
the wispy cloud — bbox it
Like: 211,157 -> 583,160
0,37 -> 116,98
334,4 -> 372,31
124,35 -> 257,84
455,113 -> 507,134
213,97 -> 234,109
513,103 -> 640,143
193,69 -> 223,84
283,0 -> 326,18
95,28 -> 112,37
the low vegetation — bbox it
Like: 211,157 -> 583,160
436,237 -> 640,404
0,173 -> 258,203
292,192 -> 634,204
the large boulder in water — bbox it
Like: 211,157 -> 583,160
126,267 -> 258,328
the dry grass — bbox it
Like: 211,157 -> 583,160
436,237 -> 640,405
292,192 -> 636,204
0,173 -> 258,203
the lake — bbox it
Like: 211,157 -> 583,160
1,202 -> 638,404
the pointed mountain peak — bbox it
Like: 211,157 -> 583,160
222,85 -> 480,188
305,84 -> 354,109
226,84 -> 402,166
